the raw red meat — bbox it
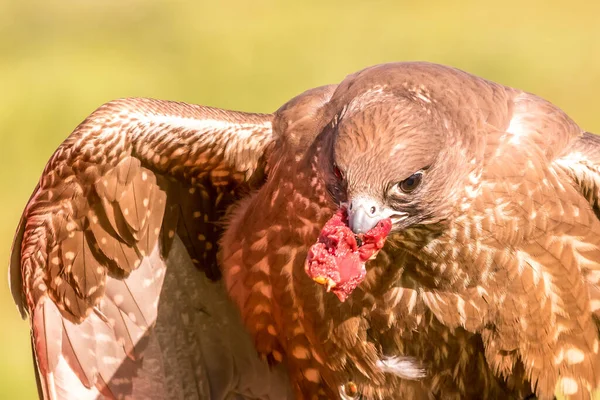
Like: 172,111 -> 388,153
305,208 -> 392,301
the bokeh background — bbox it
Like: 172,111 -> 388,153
1,0 -> 599,398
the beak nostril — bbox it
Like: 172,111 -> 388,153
349,203 -> 353,210
370,206 -> 376,215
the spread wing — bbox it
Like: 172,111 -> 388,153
554,130 -> 600,322
555,131 -> 600,218
9,98 -> 292,399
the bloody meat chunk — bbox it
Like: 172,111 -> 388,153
305,208 -> 392,301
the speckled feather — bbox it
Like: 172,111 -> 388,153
10,62 -> 600,400
11,99 -> 289,399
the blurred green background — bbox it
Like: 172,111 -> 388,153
1,0 -> 599,398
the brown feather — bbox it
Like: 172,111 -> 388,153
12,96 -> 285,399
14,63 -> 600,400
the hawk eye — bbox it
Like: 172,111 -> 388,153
333,164 -> 344,180
398,172 -> 423,193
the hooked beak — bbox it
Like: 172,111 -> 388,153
348,196 -> 393,234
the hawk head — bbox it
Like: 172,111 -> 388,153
307,65 -> 482,299
333,98 -> 462,235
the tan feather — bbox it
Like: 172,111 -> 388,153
12,96 -> 290,399
32,297 -> 63,379
13,63 -> 600,400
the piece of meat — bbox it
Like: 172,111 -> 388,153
305,208 -> 392,301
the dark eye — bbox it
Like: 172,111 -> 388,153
333,164 -> 344,180
398,172 -> 423,193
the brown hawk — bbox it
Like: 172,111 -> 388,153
10,62 -> 600,399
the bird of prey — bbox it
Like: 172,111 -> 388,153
10,61 -> 600,400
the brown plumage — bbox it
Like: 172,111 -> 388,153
10,62 -> 600,399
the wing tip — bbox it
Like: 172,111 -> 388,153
9,212 -> 28,319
